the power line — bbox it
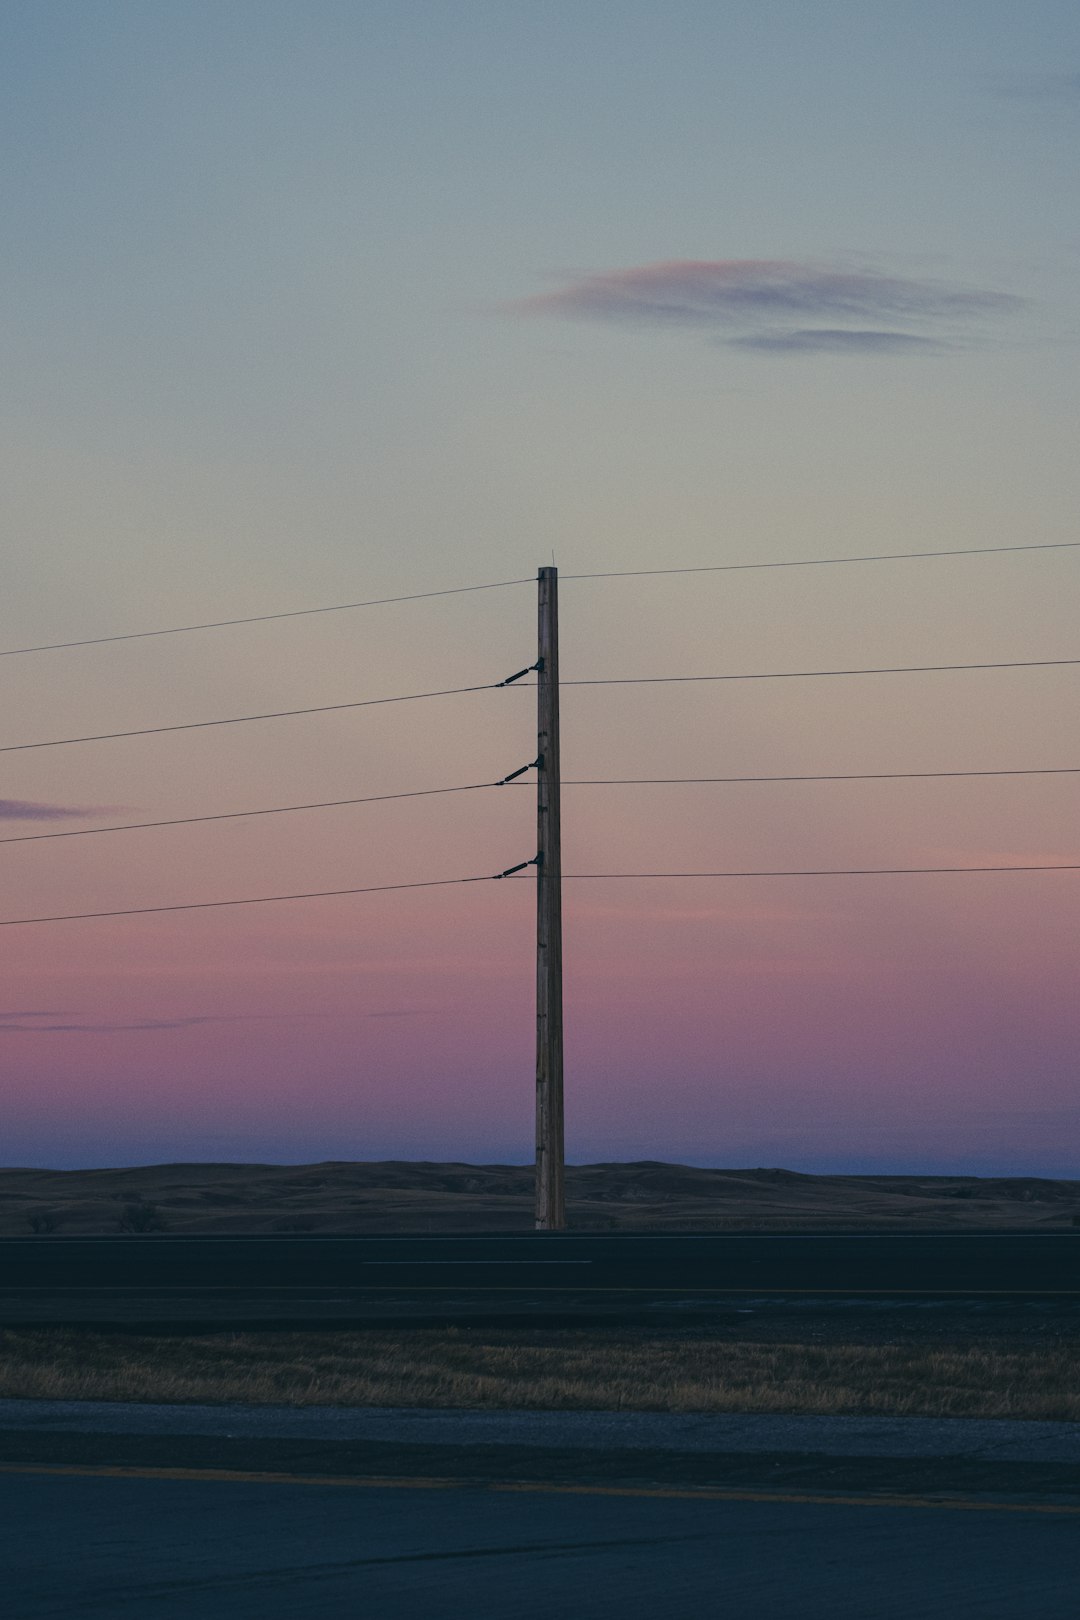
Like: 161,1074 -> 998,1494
0,681 -> 503,755
562,656 -> 1080,688
0,875 -> 492,928
5,540 -> 1076,662
3,764 -> 1074,850
0,578 -> 534,658
554,865 -> 1080,879
563,767 -> 1080,785
0,783 -> 496,845
3,860 -> 1076,927
7,653 -> 1076,756
563,539 -> 1080,582
7,762 -> 1074,851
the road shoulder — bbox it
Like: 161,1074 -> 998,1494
2,1401 -> 1078,1506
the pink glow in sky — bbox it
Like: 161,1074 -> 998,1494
3,561 -> 1078,1171
3,5 -> 1079,1171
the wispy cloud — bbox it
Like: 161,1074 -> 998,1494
504,259 -> 1023,356
0,1018 -> 215,1033
0,1011 -> 69,1021
0,800 -> 121,823
0,1012 -> 342,1034
991,71 -> 1080,102
730,329 -> 944,355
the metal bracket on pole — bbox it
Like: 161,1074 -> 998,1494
499,661 -> 541,687
493,856 -> 539,880
496,759 -> 541,785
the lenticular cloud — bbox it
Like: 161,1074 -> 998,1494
505,259 -> 1021,354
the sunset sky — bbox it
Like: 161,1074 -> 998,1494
3,1 -> 1079,1172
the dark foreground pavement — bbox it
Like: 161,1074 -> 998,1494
2,1401 -> 1079,1617
4,1468 -> 1079,1620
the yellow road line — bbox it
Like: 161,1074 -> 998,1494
1,1461 -> 1077,1516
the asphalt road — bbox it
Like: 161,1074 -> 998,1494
3,1467 -> 1077,1619
2,1232 -> 1078,1303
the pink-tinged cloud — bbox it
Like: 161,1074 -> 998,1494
0,799 -> 119,822
0,1010 -> 349,1034
730,329 -> 943,355
0,1006 -> 430,1034
504,259 -> 1022,354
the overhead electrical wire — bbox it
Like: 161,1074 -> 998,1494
561,656 -> 1080,689
0,875 -> 493,928
6,654 -> 1079,756
0,782 -> 495,844
3,765 -> 1078,849
563,766 -> 1080,786
2,861 -> 1077,927
553,865 -> 1080,879
0,578 -> 534,658
562,539 -> 1080,582
4,539 -> 1076,660
0,681 -> 504,755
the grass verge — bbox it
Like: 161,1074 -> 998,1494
2,1327 -> 1079,1419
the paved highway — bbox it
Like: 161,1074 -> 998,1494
2,1466 -> 1077,1619
1,1231 -> 1077,1298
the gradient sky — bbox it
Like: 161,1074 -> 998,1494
2,1 -> 1079,1172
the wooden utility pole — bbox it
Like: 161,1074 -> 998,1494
535,566 -> 565,1231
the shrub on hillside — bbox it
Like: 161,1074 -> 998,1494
117,1200 -> 167,1234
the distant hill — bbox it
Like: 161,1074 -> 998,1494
2,1161 -> 1078,1234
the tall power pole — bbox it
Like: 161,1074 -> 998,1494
535,566 -> 565,1231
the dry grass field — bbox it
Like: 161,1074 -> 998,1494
6,1162 -> 1077,1418
2,1324 -> 1078,1420
3,1160 -> 1079,1235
